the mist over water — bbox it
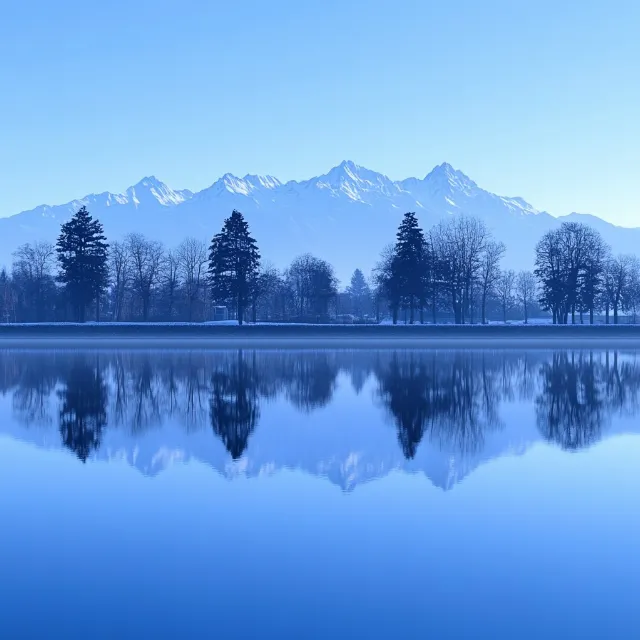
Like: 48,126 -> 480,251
1,348 -> 640,638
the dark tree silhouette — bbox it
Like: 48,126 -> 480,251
285,254 -> 338,319
285,353 -> 339,412
209,210 -> 260,325
58,357 -> 108,462
375,353 -> 436,458
11,242 -> 56,322
56,206 -> 109,322
390,212 -> 428,324
535,222 -> 607,324
376,352 -> 505,459
535,351 -> 605,449
210,352 -> 260,459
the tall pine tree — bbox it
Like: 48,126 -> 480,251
391,212 -> 428,324
56,206 -> 109,322
208,210 -> 260,325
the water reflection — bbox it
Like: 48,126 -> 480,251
2,349 -> 640,481
58,357 -> 108,463
536,351 -> 640,450
210,352 -> 260,459
375,352 -> 506,458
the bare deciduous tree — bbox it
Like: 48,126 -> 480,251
177,237 -> 208,321
496,269 -> 516,323
125,233 -> 165,321
516,270 -> 536,324
109,241 -> 130,321
479,240 -> 505,324
12,242 -> 56,321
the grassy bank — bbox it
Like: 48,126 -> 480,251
1,322 -> 640,348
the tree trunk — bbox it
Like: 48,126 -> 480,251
614,304 -> 619,325
590,307 -> 594,325
524,302 -> 528,324
409,296 -> 415,324
605,304 -> 609,324
142,295 -> 150,322
481,291 -> 487,324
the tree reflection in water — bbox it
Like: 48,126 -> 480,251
536,350 -> 640,450
1,348 -> 640,463
210,351 -> 260,459
375,351 -> 505,459
57,356 -> 108,462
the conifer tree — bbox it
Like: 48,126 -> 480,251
391,212 -> 428,323
56,206 -> 109,322
208,210 -> 260,325
347,268 -> 371,318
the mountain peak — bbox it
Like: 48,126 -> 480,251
424,162 -> 477,194
126,175 -> 190,207
133,175 -> 164,188
323,160 -> 361,180
338,159 -> 359,171
307,161 -> 398,202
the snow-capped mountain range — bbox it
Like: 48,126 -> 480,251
3,161 -> 639,281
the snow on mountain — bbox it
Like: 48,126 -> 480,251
1,162 -> 639,282
125,175 -> 193,207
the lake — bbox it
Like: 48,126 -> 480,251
1,348 -> 639,639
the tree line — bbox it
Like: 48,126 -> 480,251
1,204 -> 639,324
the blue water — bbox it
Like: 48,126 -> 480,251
0,349 -> 639,639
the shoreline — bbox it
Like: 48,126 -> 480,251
1,323 -> 640,348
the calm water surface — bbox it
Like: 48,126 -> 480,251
1,349 -> 639,639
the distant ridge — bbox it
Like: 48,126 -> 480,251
2,161 -> 639,281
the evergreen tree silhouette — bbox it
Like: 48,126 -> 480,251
208,210 -> 260,324
390,212 -> 428,324
56,206 -> 109,322
376,353 -> 435,459
58,357 -> 108,462
210,352 -> 259,459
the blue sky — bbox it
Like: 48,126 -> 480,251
1,0 -> 639,225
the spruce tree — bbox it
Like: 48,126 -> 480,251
391,212 -> 428,323
208,210 -> 260,325
56,206 -> 109,322
347,268 -> 371,318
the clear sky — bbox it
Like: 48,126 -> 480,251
1,0 -> 639,225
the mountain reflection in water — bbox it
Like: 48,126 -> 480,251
2,349 -> 640,488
